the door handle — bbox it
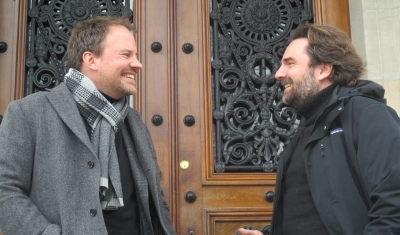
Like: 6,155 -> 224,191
0,42 -> 8,53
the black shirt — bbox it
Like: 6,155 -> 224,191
281,85 -> 336,235
102,121 -> 140,235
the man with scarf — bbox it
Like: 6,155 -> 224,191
0,16 -> 176,235
239,24 -> 400,235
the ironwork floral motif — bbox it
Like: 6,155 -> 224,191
26,0 -> 132,95
211,0 -> 313,172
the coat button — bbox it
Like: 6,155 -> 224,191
323,126 -> 327,130
90,209 -> 97,217
87,161 -> 95,169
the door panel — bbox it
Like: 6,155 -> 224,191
204,208 -> 271,235
0,1 -> 350,234
138,0 -> 350,234
0,1 -> 18,115
0,0 -> 14,114
175,0 -> 205,233
314,0 -> 351,36
135,0 -> 178,228
0,0 -> 26,114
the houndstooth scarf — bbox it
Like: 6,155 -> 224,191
64,68 -> 128,210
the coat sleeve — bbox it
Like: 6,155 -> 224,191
352,100 -> 400,234
0,101 -> 61,235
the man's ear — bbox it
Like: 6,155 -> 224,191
314,63 -> 334,91
315,63 -> 333,81
82,51 -> 98,71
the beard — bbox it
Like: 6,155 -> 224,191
281,68 -> 319,110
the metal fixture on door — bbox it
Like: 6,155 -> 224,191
184,191 -> 197,203
183,115 -> 195,126
264,191 -> 275,203
151,115 -> 164,126
182,43 -> 194,54
0,42 -> 7,53
151,42 -> 162,53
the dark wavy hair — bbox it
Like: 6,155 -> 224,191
291,24 -> 365,86
68,16 -> 134,71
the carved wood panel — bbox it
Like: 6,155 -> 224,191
136,0 -> 347,235
0,0 -> 350,234
204,208 -> 272,235
0,0 -> 26,115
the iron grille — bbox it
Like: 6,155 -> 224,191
25,0 -> 132,95
211,0 -> 313,172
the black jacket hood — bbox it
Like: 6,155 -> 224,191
352,80 -> 385,99
337,80 -> 385,101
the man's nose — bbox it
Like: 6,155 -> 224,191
131,57 -> 143,70
275,65 -> 285,80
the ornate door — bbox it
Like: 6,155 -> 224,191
137,0 -> 350,234
0,0 -> 26,114
0,0 -> 350,234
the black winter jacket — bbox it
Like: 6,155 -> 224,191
270,80 -> 400,235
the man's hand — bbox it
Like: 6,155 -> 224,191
237,228 -> 263,235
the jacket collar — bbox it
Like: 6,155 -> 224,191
307,80 -> 385,143
125,109 -> 154,174
46,82 -> 96,156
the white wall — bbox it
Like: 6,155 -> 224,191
349,0 -> 400,114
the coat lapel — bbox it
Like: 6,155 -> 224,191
125,109 -> 176,234
46,83 -> 95,156
125,110 -> 160,196
126,109 -> 155,174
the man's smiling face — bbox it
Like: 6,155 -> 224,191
92,25 -> 142,100
275,38 -> 319,109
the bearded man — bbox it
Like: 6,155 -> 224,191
239,24 -> 400,235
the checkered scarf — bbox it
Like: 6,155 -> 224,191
64,68 -> 128,210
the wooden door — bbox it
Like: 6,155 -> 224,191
0,1 -> 350,235
0,0 -> 26,115
137,0 -> 350,235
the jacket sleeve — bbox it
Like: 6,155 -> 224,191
0,102 -> 61,235
352,100 -> 400,234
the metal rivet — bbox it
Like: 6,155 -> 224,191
0,42 -> 8,53
151,42 -> 162,53
182,43 -> 194,54
264,191 -> 275,203
151,114 -> 163,126
185,191 -> 197,203
183,115 -> 195,126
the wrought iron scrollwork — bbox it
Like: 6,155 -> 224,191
211,0 -> 313,172
26,0 -> 133,95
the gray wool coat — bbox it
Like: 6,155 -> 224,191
0,83 -> 176,235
